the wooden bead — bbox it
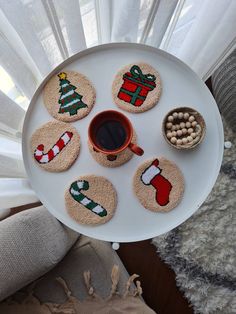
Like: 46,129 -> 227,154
171,137 -> 177,144
182,137 -> 188,145
173,112 -> 178,119
175,124 -> 180,130
168,115 -> 174,122
196,124 -> 201,134
171,125 -> 176,131
172,131 -> 177,137
180,122 -> 185,128
177,139 -> 182,145
186,122 -> 191,128
166,122 -> 172,129
188,128 -> 193,134
182,128 -> 187,135
187,136 -> 193,142
192,121 -> 197,127
178,112 -> 184,119
191,132 -> 196,139
177,130 -> 182,136
184,113 -> 189,120
167,132 -> 172,139
189,115 -> 195,122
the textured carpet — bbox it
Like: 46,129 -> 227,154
152,121 -> 236,314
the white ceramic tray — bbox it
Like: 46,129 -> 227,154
22,43 -> 224,242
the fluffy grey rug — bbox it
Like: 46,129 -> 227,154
152,122 -> 236,314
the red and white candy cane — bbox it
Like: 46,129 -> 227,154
34,131 -> 73,164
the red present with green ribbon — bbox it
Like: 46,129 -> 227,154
117,65 -> 156,107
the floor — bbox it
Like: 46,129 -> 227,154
118,241 -> 193,314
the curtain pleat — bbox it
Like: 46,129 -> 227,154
0,178 -> 38,210
146,0 -> 178,47
176,0 -> 236,80
0,136 -> 26,178
0,0 -> 53,78
42,0 -> 70,60
111,0 -> 141,42
0,90 -> 25,136
95,0 -> 112,43
52,0 -> 87,53
0,29 -> 37,99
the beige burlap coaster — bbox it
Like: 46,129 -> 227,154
31,120 -> 80,172
43,70 -> 95,122
65,175 -> 117,225
112,63 -> 161,113
88,132 -> 137,167
133,157 -> 184,212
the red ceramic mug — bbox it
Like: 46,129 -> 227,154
88,110 -> 144,161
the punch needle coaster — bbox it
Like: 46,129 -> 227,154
43,70 -> 96,122
65,175 -> 117,225
112,63 -> 161,113
133,157 -> 184,212
31,121 -> 80,172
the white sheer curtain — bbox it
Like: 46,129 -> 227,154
0,0 -> 236,217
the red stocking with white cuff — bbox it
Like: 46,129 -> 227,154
141,159 -> 172,206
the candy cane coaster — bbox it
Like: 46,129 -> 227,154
112,62 -> 162,113
31,121 -> 80,172
69,180 -> 107,217
133,157 -> 184,212
34,131 -> 73,163
65,175 -> 117,226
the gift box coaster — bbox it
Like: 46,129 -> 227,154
31,121 -> 80,172
133,157 -> 184,212
43,70 -> 96,122
112,63 -> 162,113
65,175 -> 117,225
88,132 -> 137,168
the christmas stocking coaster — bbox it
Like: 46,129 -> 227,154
65,175 -> 117,225
133,157 -> 184,212
112,63 -> 162,113
31,121 -> 80,172
43,70 -> 96,122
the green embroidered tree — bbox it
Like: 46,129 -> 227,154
58,72 -> 87,116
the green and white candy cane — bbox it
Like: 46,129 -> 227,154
69,180 -> 107,217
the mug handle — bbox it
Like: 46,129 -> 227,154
128,142 -> 144,156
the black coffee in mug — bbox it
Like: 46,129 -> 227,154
95,120 -> 127,151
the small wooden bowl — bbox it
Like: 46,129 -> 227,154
162,107 -> 206,150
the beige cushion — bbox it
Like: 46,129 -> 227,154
0,206 -> 78,301
32,236 -> 132,303
0,265 -> 156,313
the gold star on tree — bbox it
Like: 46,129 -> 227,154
58,72 -> 67,80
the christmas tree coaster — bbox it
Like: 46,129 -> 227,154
88,132 -> 137,167
133,157 -> 184,212
65,175 -> 117,225
112,63 -> 162,113
31,121 -> 80,172
43,71 -> 96,122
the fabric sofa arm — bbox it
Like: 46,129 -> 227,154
0,206 -> 79,301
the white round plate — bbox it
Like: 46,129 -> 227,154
22,43 -> 224,243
